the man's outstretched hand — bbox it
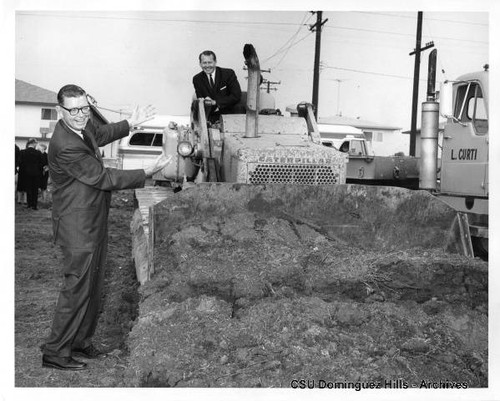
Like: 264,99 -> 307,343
127,105 -> 156,128
144,154 -> 173,177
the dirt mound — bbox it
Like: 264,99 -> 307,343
127,191 -> 488,388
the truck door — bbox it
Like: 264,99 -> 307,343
440,80 -> 488,198
348,140 -> 366,157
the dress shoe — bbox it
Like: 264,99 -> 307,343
42,355 -> 87,371
72,344 -> 105,359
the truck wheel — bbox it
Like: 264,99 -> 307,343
472,237 -> 488,261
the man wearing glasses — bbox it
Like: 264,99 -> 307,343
41,84 -> 171,371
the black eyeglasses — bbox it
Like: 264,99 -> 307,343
59,104 -> 91,116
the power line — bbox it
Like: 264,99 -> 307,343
262,12 -> 312,65
322,64 -> 412,80
273,34 -> 313,69
20,11 -> 488,28
17,11 -> 488,44
353,11 -> 489,26
16,12 -> 307,27
324,25 -> 488,45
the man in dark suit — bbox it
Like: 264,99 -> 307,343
192,50 -> 242,123
18,138 -> 44,210
41,84 -> 171,371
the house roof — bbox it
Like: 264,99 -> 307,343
15,79 -> 57,105
16,79 -> 109,125
402,120 -> 446,134
318,115 -> 402,131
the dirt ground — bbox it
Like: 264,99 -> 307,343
14,185 -> 489,391
15,189 -> 139,387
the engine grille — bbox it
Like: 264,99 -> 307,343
249,163 -> 339,185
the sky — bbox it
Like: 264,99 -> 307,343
11,6 -> 490,131
2,1 -> 500,401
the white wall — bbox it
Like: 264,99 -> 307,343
15,104 -> 48,138
364,129 -> 410,156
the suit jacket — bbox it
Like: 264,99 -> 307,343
19,147 -> 44,178
48,119 -> 146,249
192,66 -> 242,115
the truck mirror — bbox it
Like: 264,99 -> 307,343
439,81 -> 453,118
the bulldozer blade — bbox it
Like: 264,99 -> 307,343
148,183 -> 467,267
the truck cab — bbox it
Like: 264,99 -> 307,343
433,67 -> 489,258
438,70 -> 489,215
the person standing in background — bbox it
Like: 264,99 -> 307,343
37,143 -> 49,203
15,144 -> 20,197
18,138 -> 44,210
16,142 -> 28,205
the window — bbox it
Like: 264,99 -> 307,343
454,82 -> 488,135
129,132 -> 163,146
349,140 -> 364,156
41,108 -> 57,120
152,134 -> 163,146
129,133 -> 155,146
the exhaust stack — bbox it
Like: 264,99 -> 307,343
420,102 -> 439,190
243,44 -> 260,138
420,49 -> 439,190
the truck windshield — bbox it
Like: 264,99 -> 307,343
455,82 -> 488,135
349,140 -> 365,156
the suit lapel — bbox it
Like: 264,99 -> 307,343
82,129 -> 102,161
82,130 -> 94,151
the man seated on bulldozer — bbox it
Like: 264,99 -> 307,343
192,50 -> 242,124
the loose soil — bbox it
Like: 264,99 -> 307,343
14,186 -> 489,390
15,189 -> 139,387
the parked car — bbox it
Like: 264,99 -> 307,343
117,115 -> 190,170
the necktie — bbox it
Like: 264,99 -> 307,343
209,74 -> 215,88
82,132 -> 94,151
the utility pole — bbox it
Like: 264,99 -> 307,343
310,11 -> 328,119
262,79 -> 281,93
409,11 -> 434,156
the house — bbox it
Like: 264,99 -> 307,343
15,79 -> 111,155
402,121 -> 446,158
318,115 -> 408,157
285,104 -> 409,157
15,79 -> 59,149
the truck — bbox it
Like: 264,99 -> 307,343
318,123 -> 419,189
420,65 -> 489,258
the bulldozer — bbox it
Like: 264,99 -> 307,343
154,44 -> 347,187
131,44 -> 476,285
